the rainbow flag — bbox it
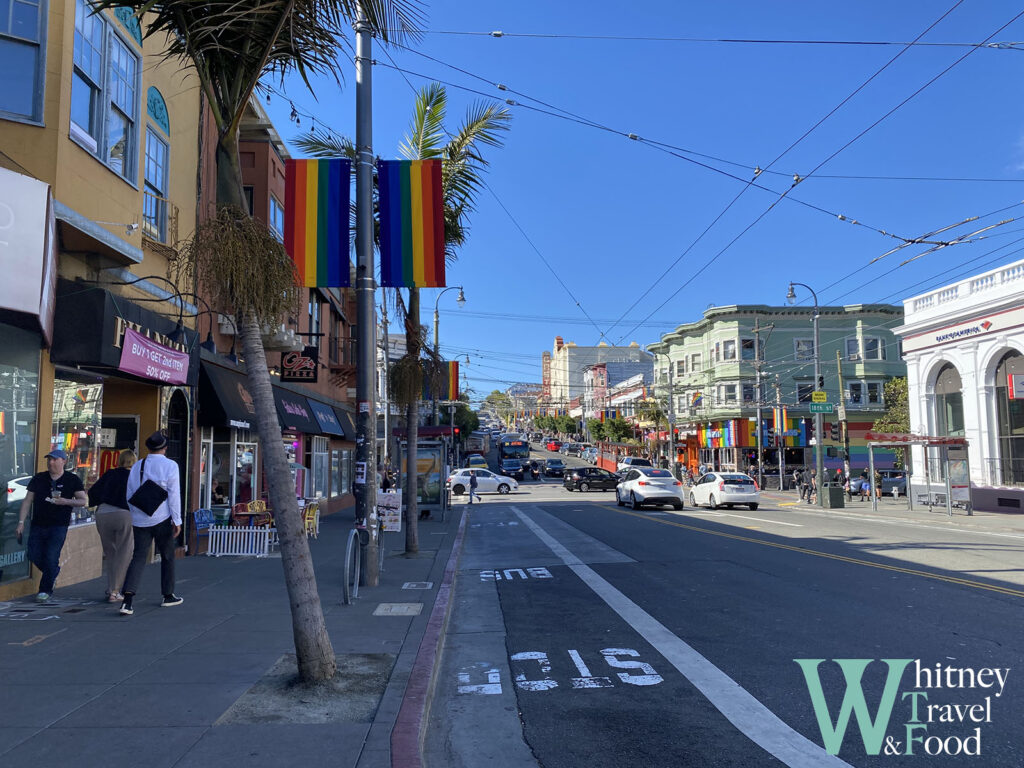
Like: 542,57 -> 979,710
377,159 -> 446,288
447,361 -> 459,400
423,361 -> 460,401
284,158 -> 351,287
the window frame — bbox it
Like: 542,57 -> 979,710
740,338 -> 757,361
797,383 -> 814,403
0,0 -> 48,124
722,339 -> 737,361
270,195 -> 285,241
142,127 -> 169,240
862,337 -> 885,361
794,338 -> 815,360
69,0 -> 140,184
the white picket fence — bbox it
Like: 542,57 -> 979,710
206,526 -> 279,557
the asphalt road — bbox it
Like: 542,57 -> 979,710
426,446 -> 1024,767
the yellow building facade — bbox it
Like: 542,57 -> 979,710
0,1 -> 201,599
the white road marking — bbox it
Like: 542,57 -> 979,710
715,513 -> 802,527
568,649 -> 615,688
509,505 -> 852,768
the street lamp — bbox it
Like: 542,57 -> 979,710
786,281 -> 823,505
433,286 -> 466,424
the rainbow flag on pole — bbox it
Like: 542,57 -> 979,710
284,158 -> 351,287
446,361 -> 459,400
377,159 -> 446,288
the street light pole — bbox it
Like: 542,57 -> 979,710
432,286 -> 465,425
787,281 -> 823,506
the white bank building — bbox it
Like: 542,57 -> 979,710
896,259 -> 1024,512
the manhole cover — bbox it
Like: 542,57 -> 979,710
373,603 -> 423,616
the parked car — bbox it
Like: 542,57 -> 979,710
689,472 -> 760,510
558,443 -> 574,455
616,456 -> 653,473
499,458 -> 525,481
573,443 -> 593,458
848,469 -> 908,496
616,467 -> 684,510
564,466 -> 619,492
545,439 -> 563,452
447,468 -> 518,495
543,458 -> 566,477
465,454 -> 488,469
5,476 -> 31,506
581,446 -> 598,463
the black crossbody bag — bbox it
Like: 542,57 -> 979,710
128,458 -> 168,516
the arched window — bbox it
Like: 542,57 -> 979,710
934,364 -> 964,437
994,351 -> 1024,484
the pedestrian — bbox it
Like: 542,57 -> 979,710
800,467 -> 812,502
88,449 -> 136,603
15,448 -> 88,601
119,431 -> 182,616
859,471 -> 870,501
807,469 -> 817,504
468,469 -> 481,504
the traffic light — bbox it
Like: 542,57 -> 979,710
765,427 -> 776,445
829,422 -> 840,442
454,427 -> 460,435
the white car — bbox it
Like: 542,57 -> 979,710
616,456 -> 654,473
447,468 -> 518,495
689,472 -> 760,510
5,476 -> 31,506
616,467 -> 684,510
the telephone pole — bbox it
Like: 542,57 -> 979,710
751,319 -> 773,489
835,349 -> 851,481
775,375 -> 784,491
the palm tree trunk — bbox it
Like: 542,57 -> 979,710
216,131 -> 247,211
238,316 -> 337,682
404,288 -> 421,553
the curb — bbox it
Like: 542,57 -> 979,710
390,507 -> 469,767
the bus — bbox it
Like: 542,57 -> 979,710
498,438 -> 530,462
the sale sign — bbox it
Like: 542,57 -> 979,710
118,327 -> 189,384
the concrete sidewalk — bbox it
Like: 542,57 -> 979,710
760,487 -> 1024,535
0,507 -> 466,768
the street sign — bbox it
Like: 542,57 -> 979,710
809,403 -> 834,414
836,405 -> 847,421
811,391 -> 828,403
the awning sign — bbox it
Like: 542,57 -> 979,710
118,327 -> 189,384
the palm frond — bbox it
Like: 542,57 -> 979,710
399,83 -> 447,161
293,129 -> 357,159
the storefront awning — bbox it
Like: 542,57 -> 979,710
199,363 -> 257,430
273,389 -> 320,434
308,399 -> 344,436
334,408 -> 356,440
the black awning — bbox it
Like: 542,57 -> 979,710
198,363 -> 258,430
273,388 -> 320,434
308,399 -> 344,436
334,408 -> 357,440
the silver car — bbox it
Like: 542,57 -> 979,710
616,467 -> 684,510
689,472 -> 760,510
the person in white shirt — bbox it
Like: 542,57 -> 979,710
119,431 -> 183,616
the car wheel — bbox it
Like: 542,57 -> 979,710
579,482 -> 590,492
616,490 -> 625,507
748,504 -> 759,510
631,492 -> 642,510
498,484 -> 510,494
689,492 -> 697,506
452,484 -> 465,495
709,494 -> 719,510
673,501 -> 683,510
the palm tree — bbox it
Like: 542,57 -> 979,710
296,83 -> 511,553
91,0 -> 422,684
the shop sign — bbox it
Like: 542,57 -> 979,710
902,305 -> 1024,354
0,167 -> 57,345
118,327 -> 189,384
281,346 -> 318,382
1010,374 -> 1024,401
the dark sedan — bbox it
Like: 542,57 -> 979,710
543,458 -> 566,477
499,459 -> 525,481
564,466 -> 619,492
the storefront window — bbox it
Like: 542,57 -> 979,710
235,440 -> 257,504
995,352 -> 1024,485
199,426 -> 213,506
340,448 -> 353,495
310,436 -> 328,498
934,364 -> 965,437
51,373 -> 102,524
331,449 -> 342,498
0,324 -> 40,584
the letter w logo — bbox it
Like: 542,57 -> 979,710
794,659 -> 912,756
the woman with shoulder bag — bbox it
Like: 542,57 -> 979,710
88,450 -> 136,603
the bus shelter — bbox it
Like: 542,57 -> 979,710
864,431 -> 971,517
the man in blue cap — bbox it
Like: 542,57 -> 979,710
16,448 -> 88,602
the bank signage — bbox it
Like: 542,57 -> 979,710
118,327 -> 189,384
902,306 -> 1024,354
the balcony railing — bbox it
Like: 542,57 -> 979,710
329,337 -> 357,367
142,191 -> 179,247
984,458 -> 1024,488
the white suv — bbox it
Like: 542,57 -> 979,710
616,456 -> 653,473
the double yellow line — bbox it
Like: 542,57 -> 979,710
606,506 -> 1024,599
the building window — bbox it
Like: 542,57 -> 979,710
849,382 -> 863,404
797,384 -> 814,403
719,384 -> 737,404
934,364 -> 964,437
311,435 -> 329,498
846,338 -> 860,360
862,337 -> 885,360
795,339 -> 815,360
243,185 -> 254,215
675,359 -> 685,377
690,353 -> 702,371
71,0 -> 139,180
270,196 -> 285,241
867,382 -> 882,404
742,383 -> 756,402
722,339 -> 737,360
740,338 -> 756,361
714,342 -> 720,363
308,296 -> 321,339
142,129 -> 168,240
0,0 -> 46,121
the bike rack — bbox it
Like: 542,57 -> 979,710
342,528 -> 362,605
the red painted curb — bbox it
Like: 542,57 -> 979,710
390,510 -> 469,767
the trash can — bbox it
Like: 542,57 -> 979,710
820,483 -> 845,509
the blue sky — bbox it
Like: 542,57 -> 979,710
267,1 -> 1024,405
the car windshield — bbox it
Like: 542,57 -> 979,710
546,459 -> 563,466
640,468 -> 672,477
627,458 -> 652,466
721,474 -> 755,484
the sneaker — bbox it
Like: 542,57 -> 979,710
161,594 -> 183,607
35,592 -> 50,602
119,595 -> 134,616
